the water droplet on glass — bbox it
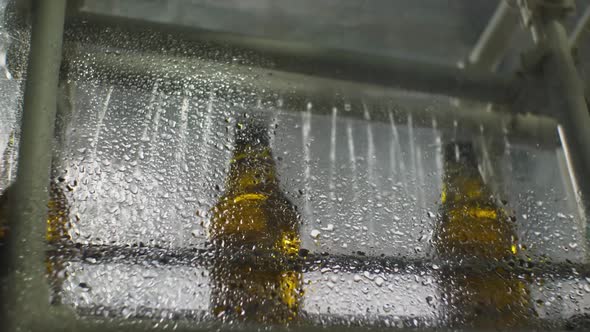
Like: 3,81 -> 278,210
310,229 -> 321,239
321,224 -> 334,231
374,277 -> 384,287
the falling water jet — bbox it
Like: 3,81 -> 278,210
415,145 -> 426,211
364,103 -> 376,233
199,91 -> 215,177
346,121 -> 359,210
389,109 -> 409,198
90,85 -> 113,162
329,107 -> 337,202
140,83 -> 159,143
176,96 -> 190,173
432,117 -> 443,199
147,93 -> 163,163
302,103 -> 313,222
407,113 -> 419,205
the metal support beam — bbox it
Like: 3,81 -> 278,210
61,12 -> 559,147
468,0 -> 521,71
535,14 -> 590,217
3,0 -> 67,330
62,13 -> 520,105
570,4 -> 590,48
61,42 -> 559,149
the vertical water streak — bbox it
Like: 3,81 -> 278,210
478,125 -> 496,182
140,83 -> 160,142
90,86 -> 113,161
196,92 -> 217,225
302,103 -> 313,222
177,96 -> 190,172
415,145 -> 426,210
147,93 -> 163,163
364,103 -> 376,232
89,86 -> 113,227
329,107 -> 338,202
407,113 -> 418,204
556,125 -> 588,240
388,110 -> 398,179
389,109 -> 407,197
452,120 -> 460,162
347,122 -> 359,206
432,117 -> 443,198
199,92 -> 215,176
364,103 -> 376,187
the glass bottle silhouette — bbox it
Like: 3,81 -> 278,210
434,142 -> 532,328
209,118 -> 302,324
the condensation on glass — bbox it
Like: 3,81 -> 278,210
44,69 -> 589,329
1,0 -> 590,330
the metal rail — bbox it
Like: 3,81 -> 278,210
61,12 -> 520,105
43,243 -> 590,331
60,42 -> 560,149
2,0 -> 68,330
534,12 -> 590,218
467,0 -> 521,71
50,243 -> 590,277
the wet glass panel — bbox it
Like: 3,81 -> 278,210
1,0 -> 589,330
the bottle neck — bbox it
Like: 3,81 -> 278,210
226,142 -> 279,195
442,143 -> 487,204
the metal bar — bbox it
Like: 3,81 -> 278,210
61,41 -> 559,149
63,12 -> 520,105
45,244 -> 590,331
3,0 -> 67,330
570,4 -> 590,49
537,16 -> 590,215
468,0 -> 521,71
62,12 -> 561,149
49,242 -> 590,277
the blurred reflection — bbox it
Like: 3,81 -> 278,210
46,178 -> 71,244
433,141 -> 534,328
0,176 -> 69,249
209,117 -> 303,324
0,185 -> 9,241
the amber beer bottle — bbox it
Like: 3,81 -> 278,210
434,142 -> 532,328
209,119 -> 302,323
0,179 -> 69,244
0,129 -> 67,243
0,178 -> 69,301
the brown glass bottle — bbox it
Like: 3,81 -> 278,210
434,142 -> 532,328
0,179 -> 69,244
209,119 -> 302,324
